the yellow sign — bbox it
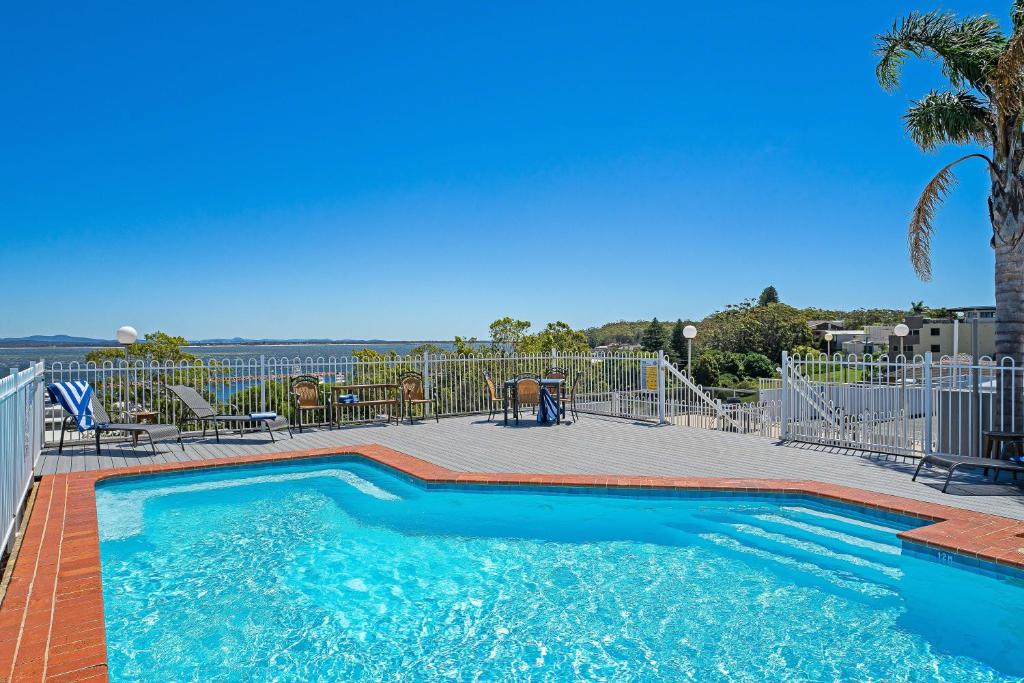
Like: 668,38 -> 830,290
643,360 -> 658,391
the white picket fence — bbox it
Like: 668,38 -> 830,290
0,362 -> 44,554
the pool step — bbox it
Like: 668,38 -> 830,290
698,532 -> 897,601
691,507 -> 902,561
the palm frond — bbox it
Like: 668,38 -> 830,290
905,90 -> 991,150
909,153 -> 994,281
992,26 -> 1024,112
875,11 -> 1005,93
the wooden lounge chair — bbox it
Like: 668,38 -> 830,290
167,384 -> 292,442
55,397 -> 183,456
913,452 -> 1024,493
290,375 -> 329,432
483,371 -> 504,422
398,371 -> 439,424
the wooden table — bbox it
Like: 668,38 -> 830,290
330,383 -> 400,427
503,378 -> 563,426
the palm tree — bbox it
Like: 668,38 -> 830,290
876,3 -> 1024,429
910,300 -> 926,315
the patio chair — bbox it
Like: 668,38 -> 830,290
48,382 -> 182,455
563,371 -> 583,421
398,371 -> 439,424
167,384 -> 292,442
290,375 -> 329,432
912,452 -> 1024,493
483,371 -> 504,422
514,376 -> 541,425
544,367 -> 570,417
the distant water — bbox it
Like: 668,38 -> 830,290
0,342 -> 460,371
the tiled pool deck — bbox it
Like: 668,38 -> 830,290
4,441 -> 1024,681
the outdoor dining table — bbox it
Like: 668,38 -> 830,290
503,378 -> 563,426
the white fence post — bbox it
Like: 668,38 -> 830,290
922,352 -> 933,455
259,355 -> 266,412
657,350 -> 667,425
422,353 -> 431,418
780,351 -> 790,440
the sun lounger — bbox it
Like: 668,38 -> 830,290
47,381 -> 182,455
912,452 -> 1024,493
167,384 -> 292,442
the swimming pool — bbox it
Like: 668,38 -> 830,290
96,457 -> 1024,682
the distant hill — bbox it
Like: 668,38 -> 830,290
0,335 -> 116,347
0,335 -> 460,348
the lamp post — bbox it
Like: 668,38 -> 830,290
683,325 -> 697,378
116,326 -> 138,422
116,326 -> 138,363
894,323 -> 910,358
824,332 -> 834,357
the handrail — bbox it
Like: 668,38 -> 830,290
663,361 -> 741,431
785,362 -> 843,432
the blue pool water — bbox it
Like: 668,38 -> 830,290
96,457 -> 1024,682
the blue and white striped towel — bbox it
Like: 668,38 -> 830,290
47,381 -> 95,431
249,411 -> 278,420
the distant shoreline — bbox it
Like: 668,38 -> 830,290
0,339 -> 465,350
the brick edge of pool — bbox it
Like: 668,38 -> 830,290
2,444 -> 1023,682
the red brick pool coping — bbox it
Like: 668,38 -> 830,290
2,444 -> 1023,682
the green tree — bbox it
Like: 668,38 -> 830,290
85,330 -> 197,364
489,317 -> 531,352
910,300 -> 926,315
700,303 -> 812,362
757,286 -> 780,307
693,353 -> 721,386
410,343 -> 446,355
640,318 -> 668,353
669,319 -> 688,362
742,352 -> 776,379
452,336 -> 479,355
519,321 -> 590,354
875,4 -> 1024,427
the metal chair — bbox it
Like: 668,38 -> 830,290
483,371 -> 504,422
398,371 -> 439,424
514,376 -> 541,425
290,375 -> 329,432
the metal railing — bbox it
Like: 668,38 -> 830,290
0,362 -> 44,554
43,351 -> 678,444
770,352 -> 1022,458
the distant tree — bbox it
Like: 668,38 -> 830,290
411,343 -> 446,355
757,286 -> 780,307
692,353 -> 721,386
452,336 -> 480,355
742,352 -> 775,378
489,317 -> 531,353
926,307 -> 952,319
910,301 -> 926,315
700,303 -> 812,362
519,321 -> 590,354
85,331 -> 197,364
669,319 -> 688,363
640,318 -> 668,353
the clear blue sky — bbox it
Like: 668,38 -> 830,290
0,1 -> 1004,340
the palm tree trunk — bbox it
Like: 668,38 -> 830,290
993,234 -> 1024,432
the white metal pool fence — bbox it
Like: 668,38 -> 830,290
0,362 -> 44,555
13,349 -> 1024,462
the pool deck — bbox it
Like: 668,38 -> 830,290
4,433 -> 1024,681
37,413 -> 1024,520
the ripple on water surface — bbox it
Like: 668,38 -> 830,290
96,461 -> 1024,682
